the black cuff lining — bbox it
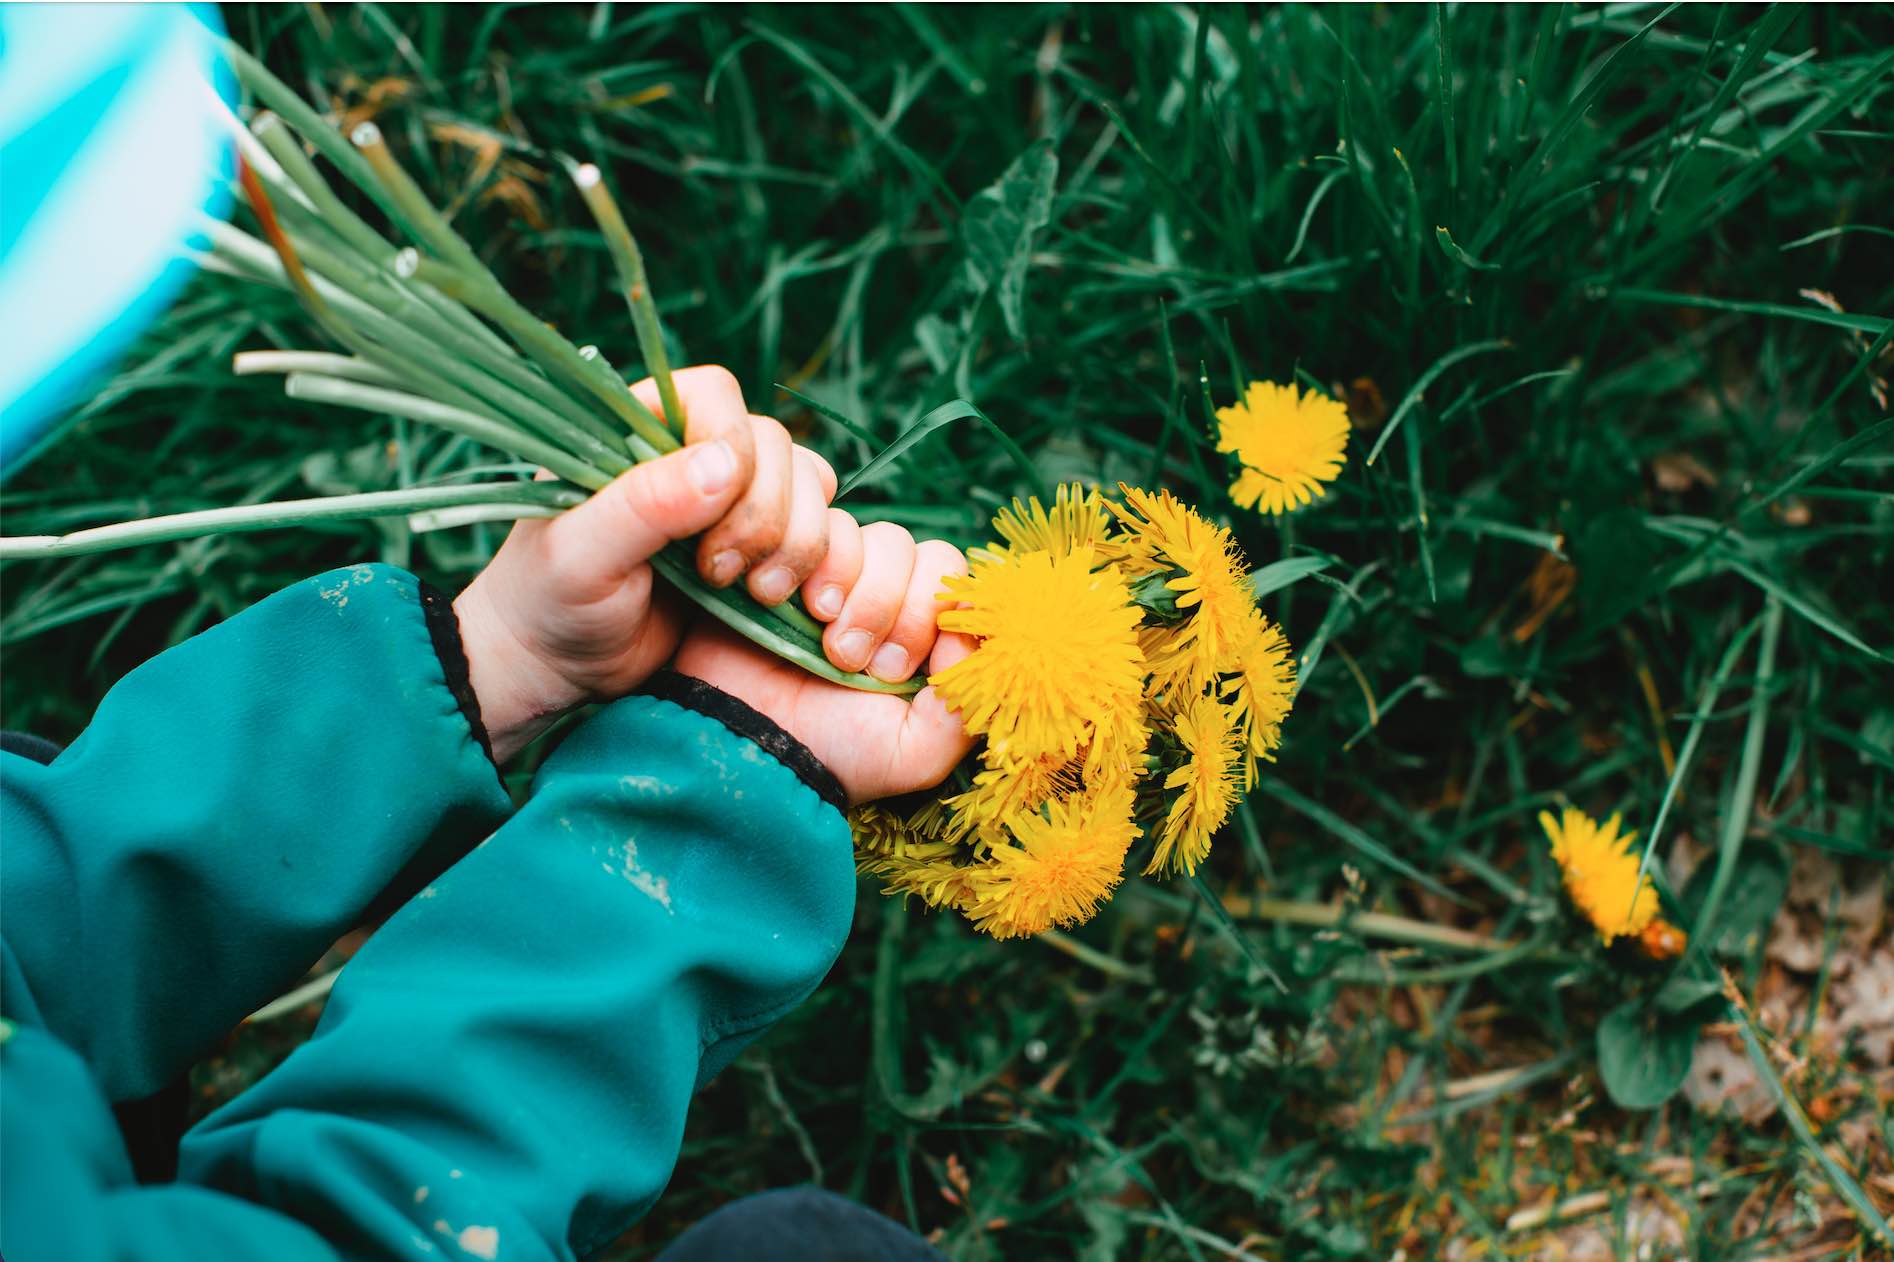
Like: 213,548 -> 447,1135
642,670 -> 848,814
418,581 -> 499,774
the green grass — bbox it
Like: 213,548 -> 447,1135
4,4 -> 1893,1257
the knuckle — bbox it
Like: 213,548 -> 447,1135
862,521 -> 915,550
786,533 -> 830,576
751,414 -> 790,445
824,506 -> 858,539
918,539 -> 968,575
726,503 -> 787,559
837,576 -> 895,626
798,445 -> 837,483
685,363 -> 740,395
623,468 -> 684,528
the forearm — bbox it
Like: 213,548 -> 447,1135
178,679 -> 854,1257
0,565 -> 513,1099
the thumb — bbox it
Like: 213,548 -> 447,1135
880,630 -> 977,798
544,439 -> 743,576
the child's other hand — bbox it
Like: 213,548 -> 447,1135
672,531 -> 976,805
455,365 -> 841,761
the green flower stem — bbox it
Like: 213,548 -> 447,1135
256,265 -> 633,478
232,351 -> 405,388
230,186 -> 594,456
222,41 -> 425,244
1036,930 -> 1155,983
613,437 -> 829,644
246,969 -> 341,1025
0,483 -> 583,561
571,163 -> 684,436
240,138 -> 513,366
283,374 -> 611,491
768,595 -> 829,641
1223,895 -> 1516,953
648,548 -> 921,695
1330,935 -> 1562,986
251,113 -> 387,256
369,256 -> 627,452
214,218 -> 629,474
348,123 -> 675,453
231,139 -> 598,437
228,219 -> 620,479
408,503 -> 565,531
251,108 -> 502,365
404,254 -> 675,457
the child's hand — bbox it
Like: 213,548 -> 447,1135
672,530 -> 976,804
455,366 -> 843,761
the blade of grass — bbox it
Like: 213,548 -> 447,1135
1256,779 -> 1467,904
1728,977 -> 1894,1247
1679,597 -> 1782,960
1365,339 -> 1512,467
1630,610 -> 1766,894
837,399 -> 1047,503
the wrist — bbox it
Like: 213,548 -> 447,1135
454,577 -> 589,762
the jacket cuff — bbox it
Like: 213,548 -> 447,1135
640,670 -> 848,813
416,580 -> 497,771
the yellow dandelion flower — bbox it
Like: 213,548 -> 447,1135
1541,807 -> 1659,943
991,483 -> 1112,559
864,843 -> 977,911
1108,485 -> 1257,692
851,804 -> 972,910
933,545 -> 1146,765
944,748 -> 1083,840
1216,380 -> 1350,515
849,801 -> 948,859
1149,694 -> 1244,877
961,779 -> 1138,939
1220,611 -> 1297,784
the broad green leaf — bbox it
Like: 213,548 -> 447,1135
1682,846 -> 1788,958
962,139 -> 1059,342
1596,999 -> 1699,1110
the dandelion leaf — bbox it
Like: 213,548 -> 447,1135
1596,999 -> 1698,1110
1681,845 -> 1789,958
962,139 -> 1058,342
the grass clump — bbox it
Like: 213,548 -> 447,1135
4,4 -> 1891,1257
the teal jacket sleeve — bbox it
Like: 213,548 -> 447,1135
173,685 -> 856,1259
2,660 -> 857,1260
0,563 -> 513,1103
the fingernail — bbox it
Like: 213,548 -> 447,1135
754,566 -> 795,604
689,441 -> 738,495
870,643 -> 910,680
834,629 -> 873,668
708,550 -> 745,586
809,584 -> 844,619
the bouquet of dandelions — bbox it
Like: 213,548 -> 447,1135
1,49 -> 1310,941
861,385 -> 1349,939
852,483 -> 1299,939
